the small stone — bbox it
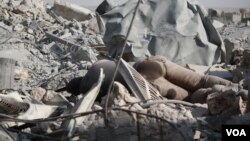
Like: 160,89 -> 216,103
95,35 -> 104,45
31,87 -> 46,102
27,28 -> 33,34
247,20 -> 250,26
8,0 -> 22,7
50,61 -> 61,69
14,69 -> 29,80
13,23 -> 24,32
2,9 -> 10,20
25,33 -> 34,40
14,4 -> 29,14
65,61 -> 74,68
43,90 -> 56,102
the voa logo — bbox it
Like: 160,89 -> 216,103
226,129 -> 247,136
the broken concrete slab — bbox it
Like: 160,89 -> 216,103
212,19 -> 225,29
45,32 -> 98,63
207,85 -> 241,115
52,0 -> 93,21
31,87 -> 46,102
224,38 -> 241,64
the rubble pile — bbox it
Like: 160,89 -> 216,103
0,0 -> 103,91
0,0 -> 249,141
218,17 -> 250,89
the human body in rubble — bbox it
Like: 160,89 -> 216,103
58,55 -> 241,103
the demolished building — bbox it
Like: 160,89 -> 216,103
222,11 -> 242,24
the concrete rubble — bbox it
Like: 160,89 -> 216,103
0,0 -> 250,141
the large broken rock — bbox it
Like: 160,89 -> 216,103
231,48 -> 250,88
224,38 -> 241,65
212,20 -> 225,29
101,81 -> 145,112
52,0 -> 93,21
207,85 -> 241,115
13,4 -> 29,14
45,32 -> 98,63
